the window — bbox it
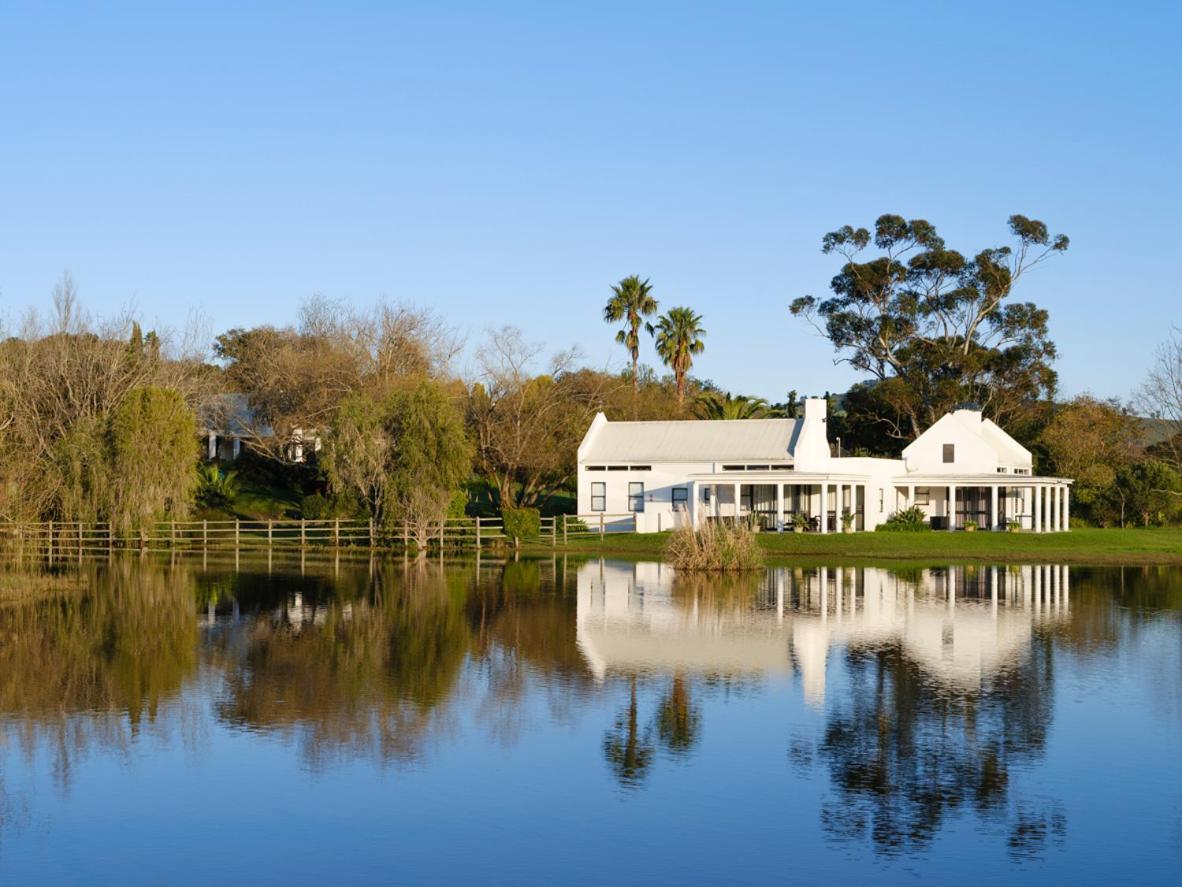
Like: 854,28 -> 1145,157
629,465 -> 652,471
586,465 -> 605,471
590,482 -> 606,512
703,487 -> 712,504
672,487 -> 689,511
942,443 -> 955,463
996,466 -> 1008,473
916,488 -> 930,505
608,465 -> 628,472
628,482 -> 645,512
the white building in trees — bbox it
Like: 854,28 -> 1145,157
576,397 -> 1072,533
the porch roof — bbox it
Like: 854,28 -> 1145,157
687,471 -> 873,483
892,475 -> 1073,486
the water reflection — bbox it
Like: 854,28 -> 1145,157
0,555 -> 1179,880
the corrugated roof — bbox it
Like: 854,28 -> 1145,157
582,418 -> 799,463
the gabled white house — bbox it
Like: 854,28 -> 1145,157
576,397 -> 1072,532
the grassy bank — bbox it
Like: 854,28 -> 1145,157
538,526 -> 1182,565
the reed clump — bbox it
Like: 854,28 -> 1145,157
663,521 -> 764,571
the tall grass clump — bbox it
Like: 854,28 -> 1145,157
663,521 -> 764,571
875,505 -> 932,532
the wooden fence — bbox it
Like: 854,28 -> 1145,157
0,513 -> 640,556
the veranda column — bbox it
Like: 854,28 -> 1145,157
991,485 -> 999,531
907,484 -> 915,513
1063,486 -> 1070,531
1048,483 -> 1058,532
948,485 -> 957,531
776,483 -> 785,532
713,484 -> 720,521
835,482 -> 844,531
818,483 -> 828,534
1034,485 -> 1042,533
733,482 -> 741,525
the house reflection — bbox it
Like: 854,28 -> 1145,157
577,560 -> 1071,703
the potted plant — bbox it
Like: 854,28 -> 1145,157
840,509 -> 855,533
1006,519 -> 1020,533
964,518 -> 978,533
790,512 -> 809,534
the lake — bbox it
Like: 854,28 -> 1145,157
0,555 -> 1179,885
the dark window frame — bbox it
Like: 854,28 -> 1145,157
942,443 -> 955,463
672,487 -> 689,511
628,481 -> 645,512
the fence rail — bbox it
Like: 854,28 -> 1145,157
0,513 -> 640,556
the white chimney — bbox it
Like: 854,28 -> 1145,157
793,397 -> 831,469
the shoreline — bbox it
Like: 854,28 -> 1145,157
529,526 -> 1182,566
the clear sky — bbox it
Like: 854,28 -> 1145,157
0,1 -> 1177,402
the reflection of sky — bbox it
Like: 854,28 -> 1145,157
0,561 -> 1179,886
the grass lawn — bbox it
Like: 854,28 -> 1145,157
541,526 -> 1182,565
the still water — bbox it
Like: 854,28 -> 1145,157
0,556 -> 1179,885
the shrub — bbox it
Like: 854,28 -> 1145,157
196,464 -> 240,509
663,521 -> 764,571
876,505 -> 931,533
503,507 -> 541,547
301,492 -> 331,520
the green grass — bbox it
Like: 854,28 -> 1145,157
195,476 -> 304,522
542,526 -> 1182,565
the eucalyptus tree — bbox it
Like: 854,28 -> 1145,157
653,307 -> 705,405
790,214 -> 1069,440
602,275 -> 658,396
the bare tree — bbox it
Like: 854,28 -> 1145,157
1139,327 -> 1182,472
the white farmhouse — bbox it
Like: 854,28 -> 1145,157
576,397 -> 1072,533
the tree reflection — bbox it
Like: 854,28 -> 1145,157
814,639 -> 1060,856
603,676 -> 654,788
655,673 -> 700,758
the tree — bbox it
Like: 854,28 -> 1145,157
790,215 -> 1068,440
654,673 -> 700,757
603,275 -> 658,397
215,298 -> 459,463
1139,327 -> 1182,473
652,307 -> 706,404
602,675 -> 653,788
694,391 -> 770,420
1039,396 -> 1139,525
1113,459 -> 1182,527
467,328 -> 604,509
323,380 -> 472,549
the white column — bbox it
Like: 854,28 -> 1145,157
207,430 -> 216,460
948,485 -> 956,531
733,482 -> 741,524
1034,485 -> 1042,533
776,483 -> 785,532
818,483 -> 828,534
836,482 -> 844,531
1063,486 -> 1070,531
712,484 -> 719,521
1049,484 -> 1058,532
991,485 -> 999,531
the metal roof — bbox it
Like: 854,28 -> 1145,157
582,417 -> 800,463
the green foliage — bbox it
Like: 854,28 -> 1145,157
877,506 -> 932,532
791,214 -> 1068,439
503,507 -> 541,545
324,380 -> 472,536
1114,459 -> 1182,527
694,391 -> 770,420
196,464 -> 240,509
300,492 -> 332,520
652,307 -> 706,403
603,275 -> 659,391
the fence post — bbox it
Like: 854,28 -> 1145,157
235,519 -> 240,550
600,513 -> 605,539
48,519 -> 54,562
78,520 -> 83,554
203,520 -> 208,549
475,516 -> 481,549
550,516 -> 556,548
439,520 -> 444,549
268,520 -> 273,546
170,520 -> 176,549
108,522 -> 114,556
334,518 -> 341,549
301,519 -> 307,548
563,514 -> 568,546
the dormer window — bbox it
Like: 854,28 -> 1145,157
942,444 -> 955,464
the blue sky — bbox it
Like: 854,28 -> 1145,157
0,1 -> 1177,402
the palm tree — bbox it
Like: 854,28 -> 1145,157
654,673 -> 700,757
694,391 -> 771,420
602,675 -> 654,788
653,307 -> 705,405
603,275 -> 658,395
